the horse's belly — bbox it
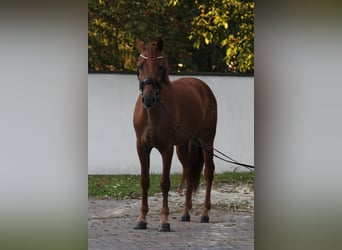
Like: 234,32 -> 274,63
140,126 -> 186,148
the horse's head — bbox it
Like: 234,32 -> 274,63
136,38 -> 169,109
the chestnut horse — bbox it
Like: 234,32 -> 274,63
133,38 -> 217,232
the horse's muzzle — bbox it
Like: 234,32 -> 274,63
142,95 -> 157,109
141,78 -> 159,109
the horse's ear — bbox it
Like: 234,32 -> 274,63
156,37 -> 163,52
136,38 -> 144,52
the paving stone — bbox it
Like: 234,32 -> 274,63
89,184 -> 254,250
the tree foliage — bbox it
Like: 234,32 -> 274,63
88,0 -> 254,73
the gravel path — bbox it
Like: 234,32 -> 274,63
88,183 -> 254,250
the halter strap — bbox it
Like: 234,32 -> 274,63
139,54 -> 164,60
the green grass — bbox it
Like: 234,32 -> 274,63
88,171 -> 254,199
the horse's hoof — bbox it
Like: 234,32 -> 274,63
200,216 -> 209,223
180,214 -> 190,222
158,222 -> 171,232
134,221 -> 147,230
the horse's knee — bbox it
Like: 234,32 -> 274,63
140,178 -> 150,190
160,178 -> 170,193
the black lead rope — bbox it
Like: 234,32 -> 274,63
160,102 -> 254,170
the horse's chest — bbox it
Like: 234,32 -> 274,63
141,127 -> 164,146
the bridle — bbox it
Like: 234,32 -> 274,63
137,54 -> 165,93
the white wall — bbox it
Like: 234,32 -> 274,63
88,74 -> 253,174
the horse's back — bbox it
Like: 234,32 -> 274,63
171,77 -> 216,102
171,77 -> 216,111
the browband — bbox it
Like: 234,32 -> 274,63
139,54 -> 164,60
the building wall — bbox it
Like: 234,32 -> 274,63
88,74 -> 254,174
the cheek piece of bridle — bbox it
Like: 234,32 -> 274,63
138,78 -> 162,103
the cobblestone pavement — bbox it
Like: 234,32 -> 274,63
89,184 -> 254,250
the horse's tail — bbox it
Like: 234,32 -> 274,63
180,140 -> 204,193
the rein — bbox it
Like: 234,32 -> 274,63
159,101 -> 255,170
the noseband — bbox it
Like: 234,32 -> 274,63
139,77 -> 156,92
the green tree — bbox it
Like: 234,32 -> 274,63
188,0 -> 254,73
88,0 -> 254,73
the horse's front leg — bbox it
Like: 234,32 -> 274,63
158,146 -> 174,232
134,141 -> 151,230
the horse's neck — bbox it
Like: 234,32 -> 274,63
144,89 -> 171,123
143,105 -> 164,127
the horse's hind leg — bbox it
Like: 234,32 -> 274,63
176,144 -> 193,222
200,139 -> 215,223
134,141 -> 151,230
158,146 -> 174,232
